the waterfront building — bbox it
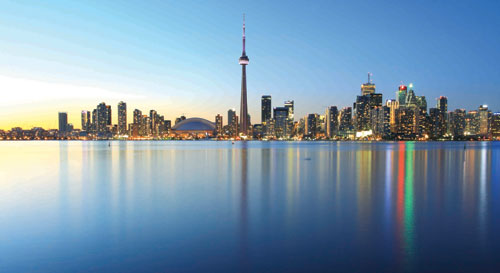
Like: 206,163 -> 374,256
261,95 -> 272,123
479,105 -> 491,137
436,96 -> 448,138
106,105 -> 112,127
284,100 -> 294,135
284,100 -> 294,122
305,114 -> 319,138
215,114 -> 223,135
338,107 -> 353,136
449,109 -> 466,139
96,103 -> 110,133
81,111 -> 90,132
118,101 -> 127,135
325,106 -> 339,138
354,95 -> 371,132
228,109 -> 238,136
164,120 -> 171,134
264,119 -> 275,138
58,112 -> 68,133
150,110 -> 158,136
465,110 -> 479,135
172,118 -> 216,138
386,100 -> 399,133
252,124 -> 263,139
491,113 -> 500,139
273,107 -> 289,138
396,107 -> 417,139
372,106 -> 391,139
92,109 -> 97,133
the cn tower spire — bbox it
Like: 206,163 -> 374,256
242,13 -> 246,55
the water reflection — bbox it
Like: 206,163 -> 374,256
239,142 -> 249,271
0,141 -> 498,272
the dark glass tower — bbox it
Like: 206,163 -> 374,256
239,15 -> 249,135
261,95 -> 272,123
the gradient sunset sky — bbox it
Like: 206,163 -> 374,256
1,0 -> 499,129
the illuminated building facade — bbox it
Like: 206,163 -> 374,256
96,102 -> 110,134
479,105 -> 491,137
81,110 -> 90,132
354,95 -> 371,131
273,107 -> 289,138
305,114 -> 319,138
465,110 -> 479,135
397,85 -> 407,107
449,109 -> 466,138
215,114 -> 223,135
386,100 -> 399,133
361,73 -> 375,95
261,95 -> 272,123
339,107 -> 353,136
491,113 -> 500,139
325,106 -> 338,138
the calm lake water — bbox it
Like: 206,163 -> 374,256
0,141 -> 499,272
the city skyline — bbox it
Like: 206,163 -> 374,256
1,1 -> 500,129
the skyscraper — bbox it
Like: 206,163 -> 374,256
150,110 -> 158,136
228,108 -> 238,136
81,110 -> 90,132
215,114 -> 223,135
96,102 -> 110,133
325,106 -> 338,138
228,109 -> 236,127
397,85 -> 408,107
261,95 -> 272,123
106,105 -> 112,127
58,112 -> 68,132
118,101 -> 127,135
284,100 -> 294,121
239,15 -> 249,136
361,73 -> 376,95
491,113 -> 500,139
339,107 -> 353,135
354,95 -> 371,131
429,108 -> 440,139
437,96 -> 448,137
465,110 -> 480,135
449,109 -> 466,138
92,109 -> 97,133
273,107 -> 289,138
305,114 -> 319,138
479,105 -> 491,137
386,100 -> 399,133
437,96 -> 448,113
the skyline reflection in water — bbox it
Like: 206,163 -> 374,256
0,141 -> 499,272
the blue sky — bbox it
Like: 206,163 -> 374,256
0,0 -> 499,128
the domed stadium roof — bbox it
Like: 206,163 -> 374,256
172,118 -> 215,132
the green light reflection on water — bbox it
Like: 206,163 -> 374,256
404,141 -> 415,268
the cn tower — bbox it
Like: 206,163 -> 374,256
239,14 -> 249,136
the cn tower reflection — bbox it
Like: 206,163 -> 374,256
239,142 -> 249,271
